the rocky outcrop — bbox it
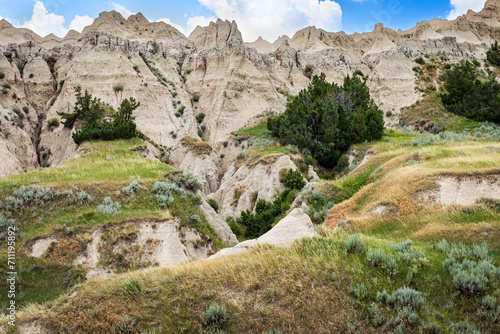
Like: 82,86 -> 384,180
1,2 -> 499,175
423,173 -> 500,206
209,208 -> 318,259
209,154 -> 297,219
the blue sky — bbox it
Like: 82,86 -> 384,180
0,0 -> 488,41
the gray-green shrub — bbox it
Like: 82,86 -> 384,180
349,283 -> 368,300
151,181 -> 186,207
447,321 -> 480,334
392,287 -> 426,310
345,234 -> 365,253
201,303 -> 227,330
97,197 -> 121,215
121,180 -> 145,197
366,248 -> 398,273
172,173 -> 200,191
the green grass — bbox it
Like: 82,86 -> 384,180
233,121 -> 269,138
0,139 -> 228,312
0,257 -> 86,310
0,139 -> 175,186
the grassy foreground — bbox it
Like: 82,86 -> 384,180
1,113 -> 499,333
0,139 -> 225,313
5,233 -> 499,333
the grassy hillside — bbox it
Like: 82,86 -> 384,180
0,139 -> 226,312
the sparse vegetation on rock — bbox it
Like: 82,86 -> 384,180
58,86 -> 140,144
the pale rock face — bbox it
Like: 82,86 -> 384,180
198,198 -> 239,246
210,155 -> 297,219
257,208 -> 318,247
0,3 -> 498,174
208,208 -> 318,259
424,174 -> 500,206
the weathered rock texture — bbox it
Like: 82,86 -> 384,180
1,1 -> 499,176
209,208 -> 318,259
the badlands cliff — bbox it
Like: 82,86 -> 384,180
0,0 -> 499,178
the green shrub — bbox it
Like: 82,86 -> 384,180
222,141 -> 229,147
22,106 -> 29,113
111,315 -> 138,333
29,73 -> 34,78
228,220 -> 242,237
201,303 -> 227,331
13,108 -> 23,118
192,94 -> 200,102
2,88 -> 7,94
121,277 -> 141,297
486,40 -> 500,67
59,87 -> 140,144
132,65 -> 139,72
415,57 -> 426,65
174,112 -> 182,117
113,83 -> 124,92
207,198 -> 219,212
177,105 -> 186,115
196,112 -> 205,123
0,72 -> 4,79
238,189 -> 297,238
440,60 -> 500,123
46,118 -> 60,129
267,72 -> 383,168
279,168 -> 305,190
2,83 -> 11,89
345,234 -> 365,253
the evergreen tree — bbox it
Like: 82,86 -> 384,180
268,72 -> 384,168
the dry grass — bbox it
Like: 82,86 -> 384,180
180,136 -> 212,155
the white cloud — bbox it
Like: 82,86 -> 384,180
447,0 -> 487,20
157,18 -> 187,35
110,2 -> 134,18
196,0 -> 342,42
157,15 -> 216,37
17,1 -> 94,37
68,15 -> 94,33
186,15 -> 217,36
20,1 -> 67,37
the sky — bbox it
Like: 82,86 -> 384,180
0,0 -> 489,42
